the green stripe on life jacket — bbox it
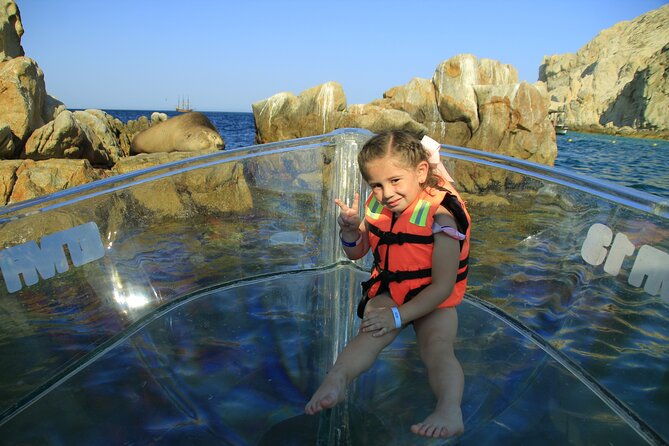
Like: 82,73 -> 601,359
409,199 -> 430,227
366,197 -> 383,220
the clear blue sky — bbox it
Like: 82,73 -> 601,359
17,0 -> 666,113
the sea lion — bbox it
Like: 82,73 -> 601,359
130,112 -> 225,154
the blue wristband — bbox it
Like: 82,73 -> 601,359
340,230 -> 361,247
391,307 -> 402,329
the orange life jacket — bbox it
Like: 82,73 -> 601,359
358,183 -> 471,317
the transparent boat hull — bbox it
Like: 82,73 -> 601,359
0,129 -> 666,445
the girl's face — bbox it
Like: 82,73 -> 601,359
364,155 -> 428,215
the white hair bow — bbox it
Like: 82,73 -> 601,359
421,135 -> 454,183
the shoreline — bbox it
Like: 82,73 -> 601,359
569,126 -> 669,142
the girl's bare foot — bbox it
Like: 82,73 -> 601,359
410,406 -> 464,438
304,371 -> 347,415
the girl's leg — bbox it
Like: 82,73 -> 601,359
305,294 -> 399,415
410,307 -> 464,438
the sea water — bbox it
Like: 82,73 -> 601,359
555,132 -> 669,199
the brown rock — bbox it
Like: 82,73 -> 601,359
0,56 -> 46,143
0,158 -> 21,204
0,0 -> 24,61
8,158 -> 104,204
112,152 -> 253,217
375,77 -> 441,123
24,110 -> 87,160
73,110 -> 124,165
339,104 -> 426,135
0,121 -> 17,158
433,54 -> 519,133
111,151 -> 206,175
252,81 -> 346,143
178,162 -> 253,214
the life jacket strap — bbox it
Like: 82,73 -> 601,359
361,266 -> 432,296
439,191 -> 470,250
368,223 -> 434,246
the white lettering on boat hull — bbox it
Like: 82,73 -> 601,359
0,222 -> 105,293
582,223 -> 668,301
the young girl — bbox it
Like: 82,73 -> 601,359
305,131 -> 471,439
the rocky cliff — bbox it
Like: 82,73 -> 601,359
253,55 -> 558,192
539,4 -> 669,137
254,55 -> 557,165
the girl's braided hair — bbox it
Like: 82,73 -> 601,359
357,131 -> 441,189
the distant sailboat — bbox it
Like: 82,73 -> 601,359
176,96 -> 193,113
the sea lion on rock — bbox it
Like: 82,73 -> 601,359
130,112 -> 224,154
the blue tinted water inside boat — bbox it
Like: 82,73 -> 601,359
1,179 -> 666,444
0,265 -> 651,445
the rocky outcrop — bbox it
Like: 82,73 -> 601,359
0,1 -> 231,208
0,56 -> 46,147
539,4 -> 669,135
111,153 -> 252,218
9,158 -> 107,203
253,54 -> 557,192
253,82 -> 348,142
0,0 -> 23,61
23,109 -> 130,166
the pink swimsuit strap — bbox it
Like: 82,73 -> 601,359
431,222 -> 466,240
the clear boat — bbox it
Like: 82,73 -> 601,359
0,129 -> 667,445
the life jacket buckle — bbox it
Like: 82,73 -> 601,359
379,269 -> 403,283
381,231 -> 406,245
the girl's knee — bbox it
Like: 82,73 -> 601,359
363,293 -> 396,317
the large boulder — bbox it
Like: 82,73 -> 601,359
433,54 -> 518,133
24,109 -> 131,166
0,0 -> 23,61
0,56 -> 46,147
72,109 -> 125,165
538,4 -> 669,133
369,78 -> 458,142
470,82 -> 555,162
23,110 -> 88,160
339,103 -> 428,135
7,158 -> 106,205
112,152 -> 253,218
252,81 -> 347,143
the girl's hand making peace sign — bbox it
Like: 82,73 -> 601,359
335,193 -> 361,233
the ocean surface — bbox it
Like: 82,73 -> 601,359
106,110 -> 669,201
